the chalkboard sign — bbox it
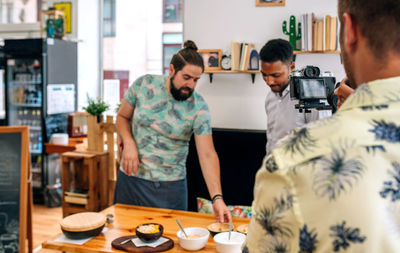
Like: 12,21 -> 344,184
0,126 -> 29,253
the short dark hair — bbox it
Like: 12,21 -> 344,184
259,39 -> 293,65
338,0 -> 400,58
170,40 -> 204,72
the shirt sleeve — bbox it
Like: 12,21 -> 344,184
304,108 -> 320,123
244,155 -> 301,252
124,75 -> 146,107
193,101 -> 212,135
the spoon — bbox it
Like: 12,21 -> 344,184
228,221 -> 233,240
176,219 -> 188,239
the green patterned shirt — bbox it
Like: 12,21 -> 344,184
122,74 -> 212,181
245,76 -> 400,252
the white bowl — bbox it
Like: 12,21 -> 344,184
177,227 -> 210,251
50,133 -> 69,145
213,231 -> 246,253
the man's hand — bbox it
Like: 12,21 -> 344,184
212,199 -> 232,223
121,141 -> 140,176
334,78 -> 354,109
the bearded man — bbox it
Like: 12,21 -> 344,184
115,40 -> 231,223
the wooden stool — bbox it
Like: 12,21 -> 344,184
61,151 -> 108,217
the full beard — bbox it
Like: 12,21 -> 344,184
170,75 -> 193,101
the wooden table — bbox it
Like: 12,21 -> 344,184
42,204 -> 250,252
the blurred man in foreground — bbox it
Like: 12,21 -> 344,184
244,0 -> 400,252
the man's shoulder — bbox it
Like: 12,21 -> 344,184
136,74 -> 167,85
271,114 -> 341,169
187,92 -> 210,116
265,89 -> 278,101
192,91 -> 206,101
190,92 -> 209,108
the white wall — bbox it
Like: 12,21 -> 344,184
76,0 -> 101,109
0,23 -> 40,39
48,0 -> 101,110
184,0 -> 345,130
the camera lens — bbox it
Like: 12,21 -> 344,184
303,66 -> 320,78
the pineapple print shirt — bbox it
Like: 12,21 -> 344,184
122,74 -> 212,181
244,76 -> 400,253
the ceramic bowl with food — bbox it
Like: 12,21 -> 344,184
213,231 -> 246,253
177,227 -> 210,251
207,222 -> 233,236
60,212 -> 106,239
135,223 -> 163,242
236,224 -> 249,234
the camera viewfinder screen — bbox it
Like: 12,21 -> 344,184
300,79 -> 326,99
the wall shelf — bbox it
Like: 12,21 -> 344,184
204,70 -> 260,83
203,50 -> 339,83
294,50 -> 340,54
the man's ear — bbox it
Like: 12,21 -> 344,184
169,64 -> 175,78
342,13 -> 358,53
290,61 -> 295,72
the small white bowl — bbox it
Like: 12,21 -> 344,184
177,227 -> 210,251
213,231 -> 246,253
50,133 -> 69,145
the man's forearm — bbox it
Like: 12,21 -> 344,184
199,152 -> 223,198
116,115 -> 136,146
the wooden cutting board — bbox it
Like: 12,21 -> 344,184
60,212 -> 106,232
111,235 -> 174,253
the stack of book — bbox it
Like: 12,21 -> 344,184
64,189 -> 89,205
300,13 -> 339,51
231,41 -> 256,71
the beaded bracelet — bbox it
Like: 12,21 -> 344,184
211,194 -> 223,204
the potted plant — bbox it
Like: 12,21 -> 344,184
83,95 -> 109,123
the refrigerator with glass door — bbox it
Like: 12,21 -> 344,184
4,38 -> 77,203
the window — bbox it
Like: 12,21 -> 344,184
162,33 -> 183,74
103,0 -> 116,37
0,0 -> 38,24
163,0 -> 182,23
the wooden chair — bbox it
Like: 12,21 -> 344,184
61,150 -> 108,217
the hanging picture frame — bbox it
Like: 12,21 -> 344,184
54,2 -> 72,33
197,49 -> 222,71
256,0 -> 286,7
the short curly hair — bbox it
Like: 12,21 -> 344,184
259,39 -> 293,65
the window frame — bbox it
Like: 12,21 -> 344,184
103,0 -> 116,37
162,32 -> 183,74
162,0 -> 182,23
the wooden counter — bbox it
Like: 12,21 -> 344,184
42,204 -> 250,252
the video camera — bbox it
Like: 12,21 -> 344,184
289,65 -> 336,113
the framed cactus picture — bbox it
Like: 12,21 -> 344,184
256,0 -> 285,6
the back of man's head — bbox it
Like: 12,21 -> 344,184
260,39 -> 293,65
338,0 -> 400,60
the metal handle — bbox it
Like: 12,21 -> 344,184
176,219 -> 188,239
229,221 -> 233,240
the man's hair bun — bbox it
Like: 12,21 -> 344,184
183,40 -> 198,51
170,40 -> 204,72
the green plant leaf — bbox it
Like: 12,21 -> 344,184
83,95 -> 110,116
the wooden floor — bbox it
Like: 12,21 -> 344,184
32,204 -> 63,252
